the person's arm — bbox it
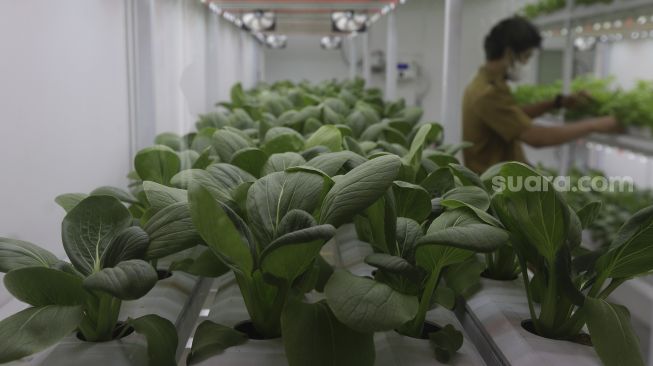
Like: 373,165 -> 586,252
520,91 -> 592,118
521,99 -> 557,118
519,116 -> 620,148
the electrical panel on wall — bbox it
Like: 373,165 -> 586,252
397,61 -> 417,81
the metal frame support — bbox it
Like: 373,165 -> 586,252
440,0 -> 463,141
559,0 -> 575,176
362,32 -> 371,85
385,11 -> 398,100
349,35 -> 357,80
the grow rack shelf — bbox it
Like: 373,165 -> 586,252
533,0 -> 653,27
584,132 -> 653,157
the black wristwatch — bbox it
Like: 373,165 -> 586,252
554,94 -> 564,109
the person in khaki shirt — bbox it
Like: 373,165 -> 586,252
463,16 -> 620,174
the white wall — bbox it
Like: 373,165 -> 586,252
606,40 -> 653,89
0,1 -> 132,256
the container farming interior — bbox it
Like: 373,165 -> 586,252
2,0 -> 653,365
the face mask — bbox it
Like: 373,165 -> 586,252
506,54 -> 527,82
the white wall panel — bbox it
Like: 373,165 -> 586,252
0,1 -> 131,257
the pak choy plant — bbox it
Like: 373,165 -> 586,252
185,155 -> 403,366
0,195 -> 177,366
322,125 -> 509,362
490,162 -> 653,366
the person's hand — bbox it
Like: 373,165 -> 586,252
562,91 -> 592,109
592,116 -> 623,134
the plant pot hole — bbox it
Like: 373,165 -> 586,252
520,319 -> 592,346
234,320 -> 280,340
395,321 -> 442,340
76,322 -> 135,342
480,269 -> 518,281
157,269 -> 173,280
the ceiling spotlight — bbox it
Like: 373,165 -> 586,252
320,36 -> 343,50
266,34 -> 287,49
331,11 -> 368,33
242,10 -> 276,31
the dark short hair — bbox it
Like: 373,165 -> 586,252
484,16 -> 542,61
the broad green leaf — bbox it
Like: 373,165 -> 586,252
402,124 -> 432,170
443,257 -> 484,297
491,162 -> 568,262
259,224 -> 335,281
192,147 -> 214,169
577,201 -> 602,229
306,151 -> 366,176
129,315 -> 178,366
429,324 -> 464,363
439,199 -> 503,227
103,226 -> 149,267
246,170 -> 326,246
424,151 -> 459,167
585,297 -> 644,366
4,267 -> 86,306
213,129 -> 252,162
62,195 -> 132,275
0,238 -> 60,273
83,259 -> 157,300
191,128 -> 217,153
134,145 -> 181,186
320,155 -> 401,227
281,299 -> 375,366
144,202 -> 200,259
231,147 -> 268,177
365,253 -> 420,279
90,186 -> 139,204
448,164 -> 485,189
420,168 -> 455,196
178,150 -> 200,171
596,205 -> 653,278
206,163 -> 256,190
54,193 -> 88,212
0,305 -> 83,363
441,186 -> 491,211
189,182 -> 253,274
262,127 -> 305,155
305,125 -> 343,152
155,132 -> 184,151
169,248 -> 229,277
416,208 -> 508,270
392,181 -> 431,222
324,270 -> 418,333
142,181 -> 187,212
396,217 -> 424,259
261,152 -> 306,176
169,169 -> 213,190
187,321 -> 247,365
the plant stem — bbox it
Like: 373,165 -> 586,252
517,253 -> 541,335
598,278 -> 625,299
538,259 -> 559,336
406,265 -> 442,338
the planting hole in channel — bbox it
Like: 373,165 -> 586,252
520,320 -> 592,346
157,269 -> 173,280
76,322 -> 135,342
234,320 -> 280,340
395,321 -> 442,340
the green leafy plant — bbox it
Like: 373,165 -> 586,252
490,162 -> 651,366
0,195 -> 177,365
186,155 -> 402,365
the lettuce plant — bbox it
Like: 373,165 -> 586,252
490,162 -> 652,366
185,155 -> 402,365
0,195 -> 177,365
